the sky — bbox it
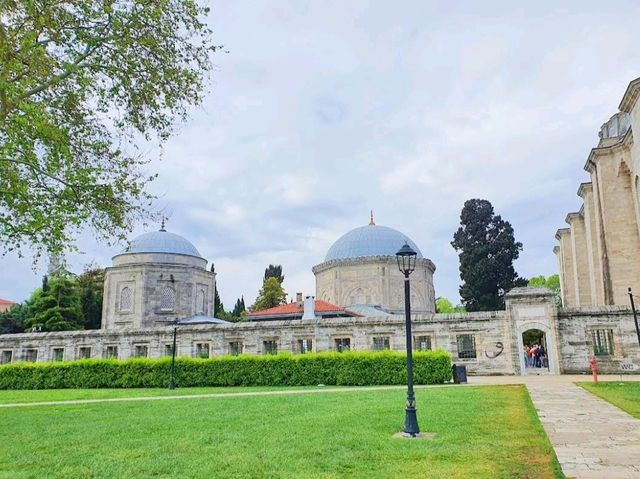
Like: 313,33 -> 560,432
2,1 -> 640,308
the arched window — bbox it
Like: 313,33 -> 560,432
196,289 -> 206,314
119,287 -> 132,311
160,287 -> 176,311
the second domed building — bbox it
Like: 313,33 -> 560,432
312,216 -> 436,314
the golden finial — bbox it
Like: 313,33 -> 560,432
369,210 -> 376,226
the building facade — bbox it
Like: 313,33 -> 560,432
312,217 -> 436,314
555,77 -> 640,307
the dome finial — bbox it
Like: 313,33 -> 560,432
369,210 -> 375,226
160,216 -> 166,232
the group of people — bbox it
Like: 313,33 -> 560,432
524,344 -> 547,368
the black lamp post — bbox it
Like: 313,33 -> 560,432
169,318 -> 179,390
396,241 -> 420,437
628,288 -> 640,348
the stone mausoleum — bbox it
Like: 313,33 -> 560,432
1,78 -> 640,376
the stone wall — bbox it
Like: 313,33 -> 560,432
557,306 -> 640,374
3,288 -> 640,376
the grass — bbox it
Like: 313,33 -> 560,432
0,385 -> 564,479
0,385 -> 322,404
579,381 -> 640,418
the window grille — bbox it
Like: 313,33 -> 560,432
105,346 -> 118,359
195,343 -> 210,358
592,329 -> 614,356
334,338 -> 351,352
263,340 -> 278,355
457,334 -> 477,359
25,349 -> 38,362
53,348 -> 64,361
134,345 -> 149,358
160,287 -> 176,311
1,350 -> 12,364
164,344 -> 174,356
78,347 -> 91,359
414,336 -> 432,351
372,337 -> 390,351
120,287 -> 132,311
297,339 -> 313,354
229,342 -> 243,356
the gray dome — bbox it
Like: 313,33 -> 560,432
325,224 -> 423,262
122,230 -> 201,257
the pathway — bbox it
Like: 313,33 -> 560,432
526,380 -> 640,479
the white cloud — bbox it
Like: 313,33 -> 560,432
2,0 -> 640,306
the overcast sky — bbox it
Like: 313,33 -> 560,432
2,1 -> 640,308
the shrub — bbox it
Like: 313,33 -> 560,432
0,350 -> 452,390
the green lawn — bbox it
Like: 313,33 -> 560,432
0,385 -> 321,404
0,385 -> 563,479
579,381 -> 640,418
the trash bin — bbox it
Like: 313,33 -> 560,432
452,364 -> 467,384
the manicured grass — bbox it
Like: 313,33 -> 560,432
0,385 -> 320,404
579,381 -> 640,418
0,385 -> 563,479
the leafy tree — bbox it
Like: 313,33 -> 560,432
77,267 -> 105,329
264,264 -> 284,284
214,287 -> 224,317
232,296 -> 246,317
24,276 -> 83,331
0,302 -> 29,334
0,1 -> 217,258
435,297 -> 466,314
451,199 -> 527,311
528,274 -> 562,307
252,277 -> 287,311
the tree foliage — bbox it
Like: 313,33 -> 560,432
528,274 -> 562,307
264,264 -> 284,284
252,277 -> 287,311
451,199 -> 527,311
435,297 -> 466,314
0,266 -> 104,332
0,0 -> 217,258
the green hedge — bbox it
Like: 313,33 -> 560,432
0,350 -> 452,390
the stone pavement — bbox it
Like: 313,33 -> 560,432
521,377 -> 640,479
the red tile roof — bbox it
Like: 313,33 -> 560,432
0,298 -> 15,305
248,299 -> 345,317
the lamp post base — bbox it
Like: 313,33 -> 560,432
393,432 -> 436,440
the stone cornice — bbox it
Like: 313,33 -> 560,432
555,228 -> 570,240
577,182 -> 592,198
619,77 -> 640,113
565,212 -> 582,225
584,128 -> 633,172
312,255 -> 436,274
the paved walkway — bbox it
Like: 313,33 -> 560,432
526,380 -> 640,479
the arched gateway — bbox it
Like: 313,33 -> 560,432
505,288 -> 561,375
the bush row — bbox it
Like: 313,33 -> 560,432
0,350 -> 452,390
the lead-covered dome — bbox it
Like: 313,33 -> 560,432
325,224 -> 423,262
122,230 -> 201,258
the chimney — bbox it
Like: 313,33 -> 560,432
302,295 -> 317,321
296,292 -> 303,307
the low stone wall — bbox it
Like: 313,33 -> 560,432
0,312 -> 513,375
557,306 -> 640,374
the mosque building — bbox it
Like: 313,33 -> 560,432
1,77 -> 640,376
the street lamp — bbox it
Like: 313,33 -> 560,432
628,288 -> 640,348
169,318 -> 179,390
396,241 -> 420,437
166,315 -> 228,390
